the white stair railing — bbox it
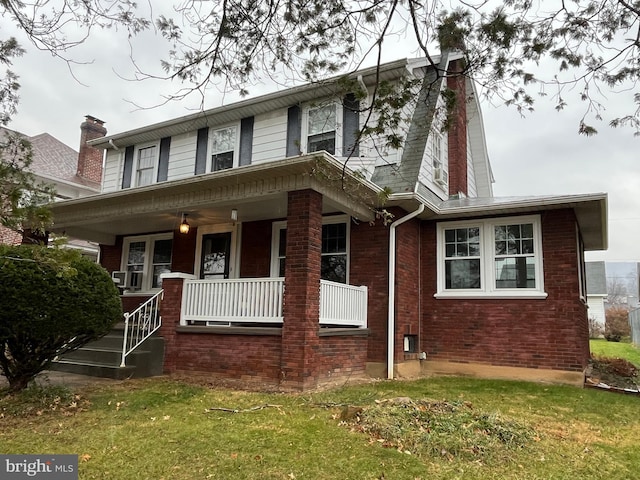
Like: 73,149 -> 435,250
121,290 -> 163,367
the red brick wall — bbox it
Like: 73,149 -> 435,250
447,59 -> 468,196
350,217 -> 391,363
281,189 -> 322,389
420,209 -> 590,372
240,220 -> 274,277
317,335 -> 369,384
99,237 -> 123,273
171,228 -> 197,274
394,217 -> 421,362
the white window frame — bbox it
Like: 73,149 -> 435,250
209,125 -> 239,172
133,142 -> 160,187
121,233 -> 173,293
435,215 -> 547,299
270,215 -> 350,283
301,101 -> 343,156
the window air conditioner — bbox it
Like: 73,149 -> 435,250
128,271 -> 143,291
111,271 -> 128,287
434,167 -> 448,186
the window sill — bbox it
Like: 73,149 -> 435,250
434,291 -> 548,300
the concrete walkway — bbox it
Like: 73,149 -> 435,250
0,371 -> 115,390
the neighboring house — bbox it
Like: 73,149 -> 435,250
586,261 -> 607,333
0,116 -> 107,258
50,55 -> 608,390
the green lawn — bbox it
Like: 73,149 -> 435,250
2,375 -> 639,479
590,339 -> 640,366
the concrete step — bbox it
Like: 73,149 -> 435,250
50,359 -> 136,380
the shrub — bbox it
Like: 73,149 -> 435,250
605,306 -> 631,342
588,317 -> 604,338
0,245 -> 122,392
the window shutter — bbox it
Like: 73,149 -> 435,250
157,136 -> 171,182
239,116 -> 254,166
195,127 -> 209,175
342,93 -> 360,157
121,145 -> 134,189
286,105 -> 301,156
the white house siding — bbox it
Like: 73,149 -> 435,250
102,149 -> 123,193
251,110 -> 288,164
417,90 -> 449,201
166,132 -> 197,181
587,295 -> 607,329
466,130 -> 478,198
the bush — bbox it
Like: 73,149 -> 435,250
0,245 -> 122,392
588,317 -> 604,338
605,306 -> 631,342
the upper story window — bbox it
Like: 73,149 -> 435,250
211,126 -> 237,171
306,104 -> 338,155
436,215 -> 546,299
271,215 -> 350,284
432,133 -> 448,188
136,144 -> 158,186
122,233 -> 173,292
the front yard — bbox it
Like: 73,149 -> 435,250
1,374 -> 638,479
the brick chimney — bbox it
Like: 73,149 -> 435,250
77,115 -> 107,184
446,59 -> 468,197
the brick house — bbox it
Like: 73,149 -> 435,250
50,55 -> 607,389
0,116 -> 107,256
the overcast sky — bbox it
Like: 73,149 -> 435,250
2,10 -> 638,263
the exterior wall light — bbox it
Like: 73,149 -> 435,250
179,213 -> 190,234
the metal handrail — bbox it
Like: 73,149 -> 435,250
120,290 -> 163,367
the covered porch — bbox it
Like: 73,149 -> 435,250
50,154 -> 384,389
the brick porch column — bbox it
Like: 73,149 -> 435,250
280,189 -> 322,389
158,273 -> 195,373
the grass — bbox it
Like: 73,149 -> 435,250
2,374 -> 639,479
590,338 -> 640,366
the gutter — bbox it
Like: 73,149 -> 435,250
387,202 -> 425,379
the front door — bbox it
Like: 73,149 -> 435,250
200,232 -> 232,279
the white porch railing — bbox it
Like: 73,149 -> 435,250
181,278 -> 285,325
320,280 -> 368,327
121,290 -> 163,367
180,277 -> 367,328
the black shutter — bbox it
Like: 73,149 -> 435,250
286,105 -> 302,156
121,145 -> 134,189
342,93 -> 360,157
195,127 -> 209,174
157,136 -> 171,182
239,116 -> 254,166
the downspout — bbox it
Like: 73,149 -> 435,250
387,202 -> 425,379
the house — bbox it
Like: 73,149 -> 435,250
0,116 -> 107,258
49,55 -> 608,389
585,261 -> 607,335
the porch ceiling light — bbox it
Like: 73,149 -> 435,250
179,213 -> 190,234
231,208 -> 238,222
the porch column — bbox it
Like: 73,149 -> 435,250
281,189 -> 322,389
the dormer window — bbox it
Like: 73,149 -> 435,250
307,104 -> 337,155
211,126 -> 237,171
135,144 -> 158,186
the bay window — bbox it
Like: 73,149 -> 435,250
436,215 -> 546,298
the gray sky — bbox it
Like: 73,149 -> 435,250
3,11 -> 638,263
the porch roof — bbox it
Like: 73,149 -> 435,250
50,153 -> 384,245
387,192 -> 608,251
